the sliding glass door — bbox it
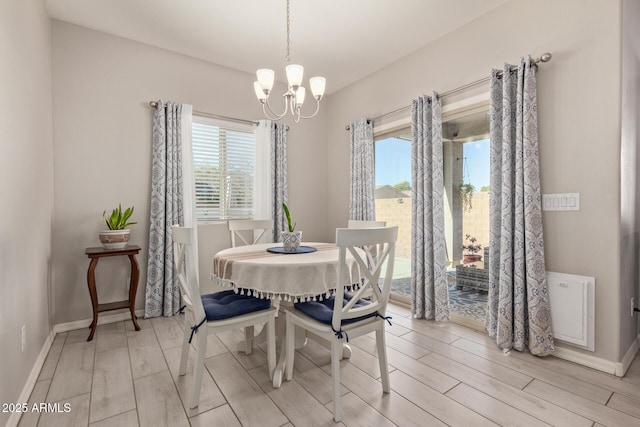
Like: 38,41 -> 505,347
373,106 -> 490,319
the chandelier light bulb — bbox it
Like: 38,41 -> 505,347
253,81 -> 267,101
285,64 -> 304,88
309,76 -> 326,100
256,69 -> 275,93
295,87 -> 306,107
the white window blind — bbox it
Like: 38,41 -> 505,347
192,116 -> 256,220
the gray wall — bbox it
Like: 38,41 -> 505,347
327,0 -> 625,362
620,0 -> 640,358
50,21 -> 328,324
0,1 -> 54,424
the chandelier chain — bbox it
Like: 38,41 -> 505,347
286,0 -> 291,65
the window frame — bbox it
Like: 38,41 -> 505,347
192,115 -> 257,221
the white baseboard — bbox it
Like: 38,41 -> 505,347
7,330 -> 55,427
616,334 -> 640,377
8,309 -> 146,427
553,337 -> 640,377
52,309 -> 145,334
553,345 -> 619,375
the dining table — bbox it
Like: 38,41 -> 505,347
210,241 -> 364,387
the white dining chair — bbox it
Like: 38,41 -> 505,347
172,225 -> 277,409
228,219 -> 273,247
284,226 -> 398,422
347,219 -> 386,229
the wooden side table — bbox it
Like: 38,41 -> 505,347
85,245 -> 142,341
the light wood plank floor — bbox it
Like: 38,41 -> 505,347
19,303 -> 640,426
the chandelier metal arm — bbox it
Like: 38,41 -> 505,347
294,97 -> 322,121
261,91 -> 295,120
261,103 -> 285,121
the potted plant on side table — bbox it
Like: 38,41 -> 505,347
281,202 -> 302,253
99,204 -> 137,249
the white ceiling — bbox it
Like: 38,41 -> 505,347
45,0 -> 510,93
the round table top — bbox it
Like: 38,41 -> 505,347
211,242 -> 363,301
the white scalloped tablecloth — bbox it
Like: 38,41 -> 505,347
211,242 -> 363,301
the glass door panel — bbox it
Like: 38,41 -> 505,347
374,131 -> 411,302
443,110 -> 490,327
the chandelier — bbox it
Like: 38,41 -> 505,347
253,0 -> 326,122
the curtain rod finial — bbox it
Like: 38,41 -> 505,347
540,53 -> 552,63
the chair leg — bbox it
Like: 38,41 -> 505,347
190,328 -> 208,409
331,340 -> 342,423
244,325 -> 254,355
179,315 -> 191,376
376,326 -> 390,393
284,314 -> 295,381
267,315 -> 276,379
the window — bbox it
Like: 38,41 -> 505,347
192,116 -> 256,220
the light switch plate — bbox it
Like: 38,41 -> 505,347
542,193 -> 580,211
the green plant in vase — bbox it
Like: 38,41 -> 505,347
281,202 -> 301,252
99,204 -> 137,249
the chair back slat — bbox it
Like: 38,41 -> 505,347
339,244 -> 389,319
347,221 -> 388,264
347,220 -> 387,228
228,219 -> 273,247
172,225 -> 206,321
332,227 -> 397,330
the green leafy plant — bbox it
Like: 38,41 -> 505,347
458,183 -> 475,212
103,204 -> 137,230
282,202 -> 296,232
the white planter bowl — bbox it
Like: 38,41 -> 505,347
99,229 -> 130,249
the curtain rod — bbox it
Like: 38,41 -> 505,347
149,101 -> 259,127
344,53 -> 552,130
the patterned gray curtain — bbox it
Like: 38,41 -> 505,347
411,94 -> 449,321
486,57 -> 554,356
349,117 -> 375,221
145,100 -> 183,318
271,122 -> 288,242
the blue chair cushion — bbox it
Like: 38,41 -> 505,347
294,294 -> 377,325
201,290 -> 271,321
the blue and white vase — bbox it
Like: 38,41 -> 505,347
282,231 -> 302,253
